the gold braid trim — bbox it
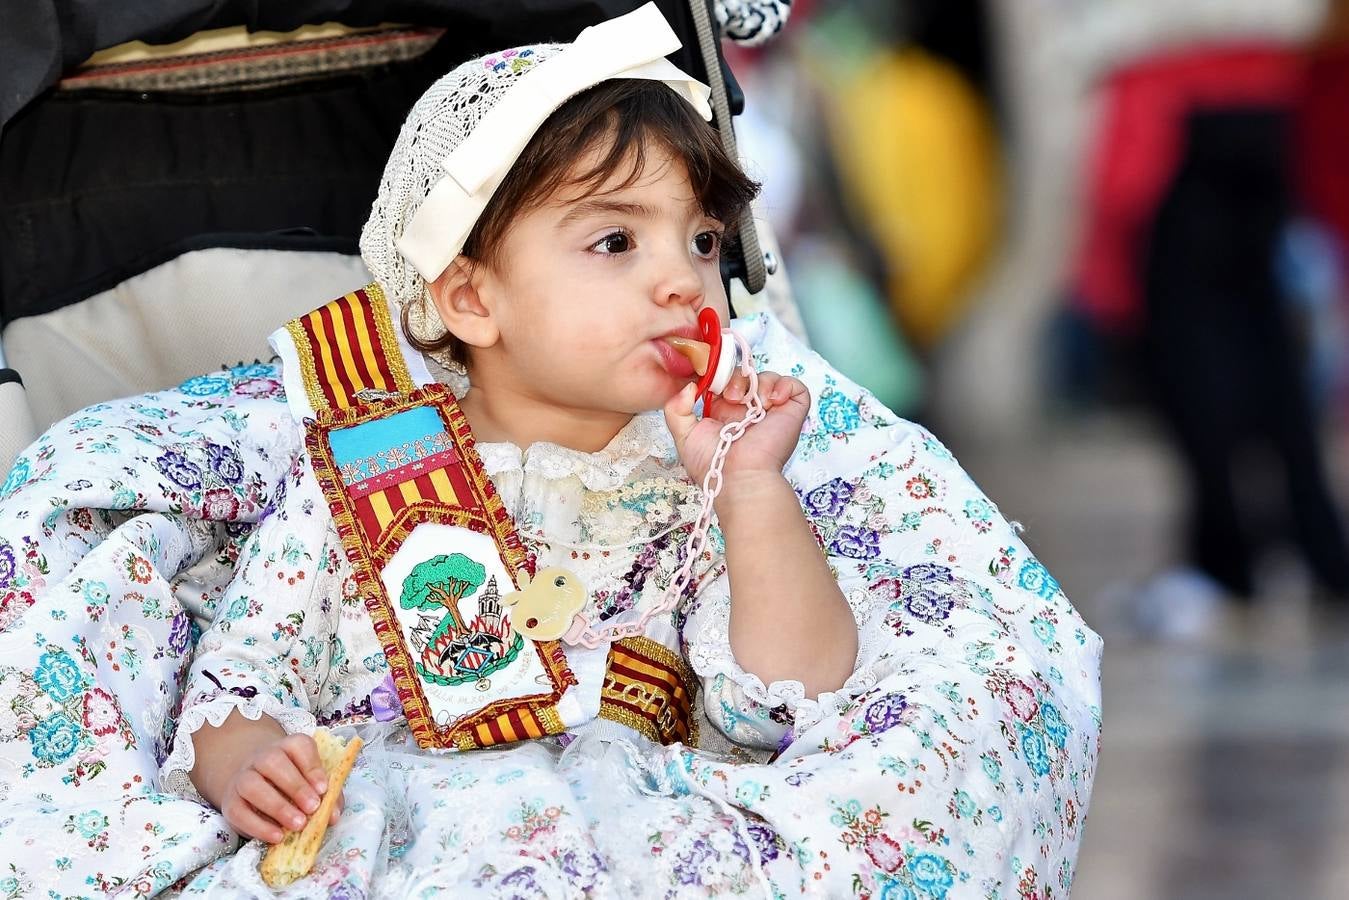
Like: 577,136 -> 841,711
285,317 -> 325,412
364,282 -> 418,395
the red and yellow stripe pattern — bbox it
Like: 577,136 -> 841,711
350,451 -> 476,544
287,283 -> 416,411
600,637 -> 698,746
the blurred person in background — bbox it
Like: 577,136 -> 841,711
1069,5 -> 1349,637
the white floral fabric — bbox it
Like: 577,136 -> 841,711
0,313 -> 1102,898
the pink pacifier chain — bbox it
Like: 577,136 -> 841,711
565,309 -> 764,648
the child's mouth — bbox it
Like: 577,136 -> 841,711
661,336 -> 709,377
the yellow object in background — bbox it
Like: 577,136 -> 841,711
829,48 -> 1003,347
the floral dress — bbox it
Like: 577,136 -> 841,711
0,313 -> 1102,899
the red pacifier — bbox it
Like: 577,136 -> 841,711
693,307 -> 723,408
679,307 -> 739,408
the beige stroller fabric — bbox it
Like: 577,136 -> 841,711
0,381 -> 37,475
2,248 -> 373,434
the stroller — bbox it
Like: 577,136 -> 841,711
0,5 -> 1103,898
0,0 -> 798,474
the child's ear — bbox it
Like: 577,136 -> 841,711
427,256 -> 499,350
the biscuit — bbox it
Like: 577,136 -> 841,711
259,728 -> 363,888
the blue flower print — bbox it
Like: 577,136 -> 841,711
34,650 -> 85,702
154,450 -> 203,490
964,499 -> 992,520
229,362 -> 274,380
82,580 -> 110,607
1019,723 -> 1051,777
225,597 -> 249,621
1041,700 -> 1069,749
0,540 -> 15,589
908,852 -> 955,898
831,525 -> 881,559
1016,559 -> 1060,600
922,436 -> 955,461
818,390 -> 862,434
178,374 -> 231,397
1,457 -> 30,498
206,443 -> 245,484
75,810 -> 107,839
1030,615 -> 1056,645
804,478 -> 854,518
878,879 -> 917,900
30,713 -> 82,764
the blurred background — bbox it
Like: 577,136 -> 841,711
3,0 -> 1349,895
732,0 -> 1349,897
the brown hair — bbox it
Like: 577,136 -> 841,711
403,78 -> 761,365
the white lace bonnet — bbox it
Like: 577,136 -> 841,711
359,2 -> 713,346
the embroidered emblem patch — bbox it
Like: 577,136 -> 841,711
307,388 -> 576,749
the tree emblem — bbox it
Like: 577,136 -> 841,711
400,553 -> 523,686
400,553 -> 486,635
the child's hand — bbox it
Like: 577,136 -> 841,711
663,370 -> 809,487
219,733 -> 344,843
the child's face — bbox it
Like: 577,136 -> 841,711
451,139 -> 732,416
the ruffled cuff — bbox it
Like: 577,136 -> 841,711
685,583 -> 889,747
158,693 -> 318,804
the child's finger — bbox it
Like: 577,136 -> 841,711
330,791 -> 345,826
238,769 -> 309,833
260,743 -> 323,813
662,383 -> 698,445
227,799 -> 286,844
722,372 -> 750,403
753,372 -> 780,405
279,733 -> 329,797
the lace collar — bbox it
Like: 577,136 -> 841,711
474,411 -> 680,492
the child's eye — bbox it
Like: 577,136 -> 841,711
692,231 -> 722,259
591,231 -> 632,255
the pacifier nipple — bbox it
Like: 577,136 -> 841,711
664,336 -> 711,376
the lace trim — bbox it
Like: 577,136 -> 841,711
476,411 -> 677,492
686,584 -> 891,734
158,693 -> 317,804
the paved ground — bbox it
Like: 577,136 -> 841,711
948,412 -> 1349,900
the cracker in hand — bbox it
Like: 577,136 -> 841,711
259,728 -> 363,888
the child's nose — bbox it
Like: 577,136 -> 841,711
652,253 -> 703,308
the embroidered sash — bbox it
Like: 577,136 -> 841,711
280,283 -> 698,748
285,284 -> 575,750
